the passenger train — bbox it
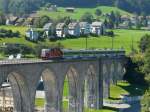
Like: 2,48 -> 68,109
41,48 -> 125,60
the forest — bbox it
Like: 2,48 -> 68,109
1,0 -> 150,15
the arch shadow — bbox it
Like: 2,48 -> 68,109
84,65 -> 98,109
62,66 -> 79,112
4,72 -> 31,112
35,68 -> 59,112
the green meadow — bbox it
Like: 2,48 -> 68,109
0,25 -> 150,54
37,6 -> 132,20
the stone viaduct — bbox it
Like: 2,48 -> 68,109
0,54 -> 126,112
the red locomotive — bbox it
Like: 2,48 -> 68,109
41,48 -> 63,60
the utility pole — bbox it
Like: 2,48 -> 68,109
85,36 -> 88,50
111,36 -> 114,49
132,36 -> 134,51
131,34 -> 134,55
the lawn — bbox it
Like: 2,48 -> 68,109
0,25 -> 35,47
110,81 -> 147,100
63,79 -> 69,97
35,99 -> 117,112
37,6 -> 132,20
56,29 -> 150,54
0,26 -> 150,55
35,81 -> 146,112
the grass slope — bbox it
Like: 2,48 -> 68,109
110,82 -> 147,99
56,29 -> 150,53
0,25 -> 35,47
35,81 -> 145,112
0,26 -> 150,54
37,6 -> 132,20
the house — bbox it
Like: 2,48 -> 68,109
56,23 -> 68,38
65,7 -> 75,13
121,15 -> 130,22
15,18 -> 25,26
147,19 -> 150,29
43,23 -> 53,30
43,23 -> 54,38
6,16 -> 19,25
79,22 -> 91,35
24,17 -> 34,26
48,5 -> 57,12
25,28 -> 39,41
68,22 -> 80,37
146,16 -> 150,29
118,21 -> 130,29
24,14 -> 40,26
130,16 -> 138,25
91,21 -> 105,35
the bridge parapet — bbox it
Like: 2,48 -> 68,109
0,54 -> 126,112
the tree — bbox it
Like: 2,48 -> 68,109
33,15 -> 51,28
2,0 -> 9,13
95,9 -> 102,16
20,45 -> 33,56
106,30 -> 114,37
45,3 -> 52,8
141,90 -> 150,112
3,44 -> 20,55
80,12 -> 94,23
127,20 -> 132,29
135,16 -> 142,29
0,12 -> 6,25
40,15 -> 50,27
108,19 -> 114,29
64,17 -> 72,25
109,11 -> 116,22
143,48 -> 150,75
33,44 -> 48,57
33,18 -> 41,28
103,19 -> 108,28
139,34 -> 150,53
123,56 -> 145,85
142,15 -> 148,27
141,48 -> 150,112
114,11 -> 121,27
107,11 -> 116,29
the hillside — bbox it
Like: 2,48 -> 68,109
0,26 -> 150,54
1,0 -> 150,15
37,6 -> 132,20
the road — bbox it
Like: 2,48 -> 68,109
122,101 -> 141,112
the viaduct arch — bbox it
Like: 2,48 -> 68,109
0,56 -> 126,112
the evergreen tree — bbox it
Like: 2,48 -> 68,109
80,12 -> 94,23
0,12 -> 6,25
2,0 -> 9,13
95,9 -> 102,16
104,19 -> 108,28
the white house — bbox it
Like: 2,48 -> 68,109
43,23 -> 53,38
6,16 -> 18,25
130,16 -> 138,25
48,5 -> 57,12
68,22 -> 80,37
56,23 -> 68,38
26,28 -> 39,41
43,23 -> 53,31
148,20 -> 150,29
79,22 -> 91,35
65,7 -> 75,13
91,21 -> 105,35
121,15 -> 130,22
